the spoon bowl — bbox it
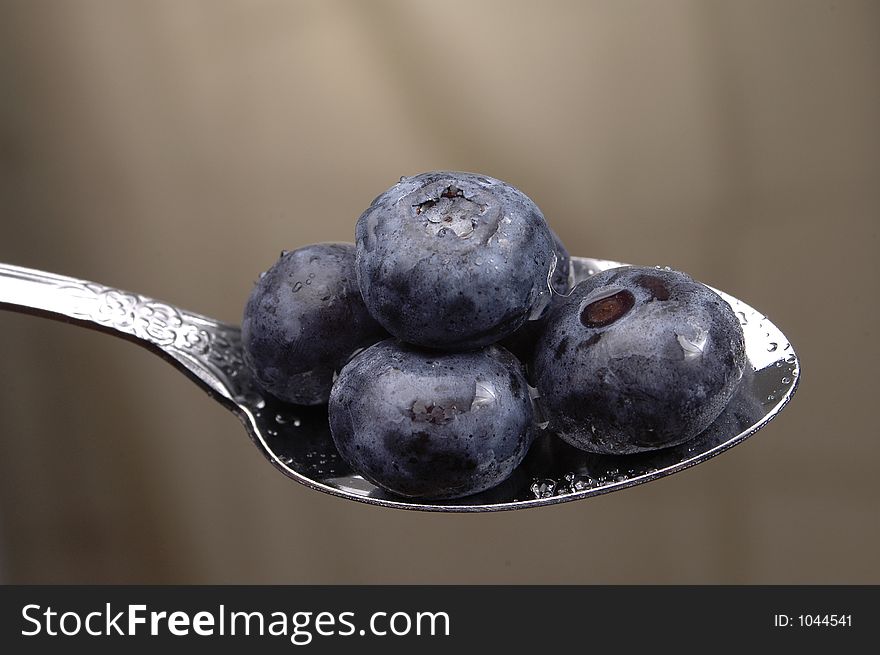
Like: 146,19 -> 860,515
0,257 -> 799,511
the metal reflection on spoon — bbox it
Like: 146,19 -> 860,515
0,257 -> 799,512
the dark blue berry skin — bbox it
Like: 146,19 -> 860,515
533,267 -> 746,454
547,229 -> 573,296
328,339 -> 534,499
500,228 -> 572,368
355,171 -> 557,350
242,243 -> 387,405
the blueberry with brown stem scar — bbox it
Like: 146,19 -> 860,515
533,266 -> 747,454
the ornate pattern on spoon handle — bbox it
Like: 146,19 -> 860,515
0,263 -> 259,405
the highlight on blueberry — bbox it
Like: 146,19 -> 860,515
497,227 -> 573,377
548,228 -> 573,296
354,171 -> 558,350
242,243 -> 387,405
499,228 -> 573,369
328,339 -> 535,499
532,266 -> 747,454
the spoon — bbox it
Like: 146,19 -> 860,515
0,258 -> 799,511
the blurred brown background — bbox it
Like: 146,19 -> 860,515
0,0 -> 877,583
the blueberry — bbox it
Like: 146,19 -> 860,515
242,243 -> 387,405
533,266 -> 746,454
355,171 -> 557,350
328,339 -> 535,499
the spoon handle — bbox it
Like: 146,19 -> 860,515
0,262 -> 246,405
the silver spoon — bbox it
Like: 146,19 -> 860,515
0,257 -> 799,512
